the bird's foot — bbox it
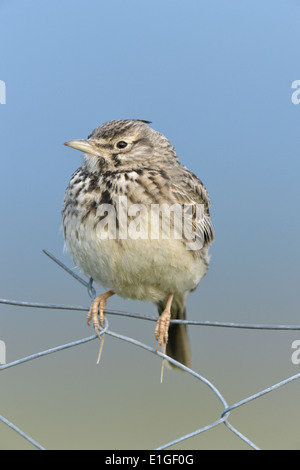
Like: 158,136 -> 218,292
155,294 -> 173,382
87,290 -> 114,363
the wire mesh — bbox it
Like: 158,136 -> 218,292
1,250 -> 300,450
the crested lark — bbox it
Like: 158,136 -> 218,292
62,119 -> 214,371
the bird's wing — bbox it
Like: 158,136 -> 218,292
120,167 -> 214,248
169,175 -> 214,247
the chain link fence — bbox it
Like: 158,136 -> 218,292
1,250 -> 300,450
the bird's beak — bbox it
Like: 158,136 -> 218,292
64,139 -> 99,157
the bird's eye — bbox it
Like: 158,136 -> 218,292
116,141 -> 128,149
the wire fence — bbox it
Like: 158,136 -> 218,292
1,249 -> 300,450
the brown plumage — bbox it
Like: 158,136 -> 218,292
62,119 -> 214,375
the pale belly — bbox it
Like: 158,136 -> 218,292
64,217 -> 209,302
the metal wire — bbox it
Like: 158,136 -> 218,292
0,250 -> 300,450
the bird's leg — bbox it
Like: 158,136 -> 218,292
87,290 -> 115,335
155,293 -> 173,382
87,290 -> 115,363
155,294 -> 173,350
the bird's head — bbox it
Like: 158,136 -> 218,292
64,119 -> 177,173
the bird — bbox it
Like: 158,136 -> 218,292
62,119 -> 214,375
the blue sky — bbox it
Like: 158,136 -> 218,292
1,0 -> 300,449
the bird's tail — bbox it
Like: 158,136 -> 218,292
157,297 -> 191,370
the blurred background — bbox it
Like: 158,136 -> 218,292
0,0 -> 300,450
